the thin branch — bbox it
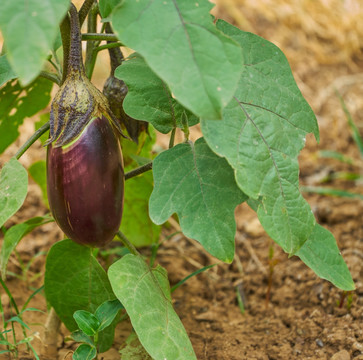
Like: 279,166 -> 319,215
125,162 -> 153,180
95,42 -> 123,52
15,122 -> 50,160
169,128 -> 176,148
39,71 -> 60,85
117,231 -> 140,256
82,33 -> 119,41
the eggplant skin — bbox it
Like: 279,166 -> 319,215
47,116 -> 124,247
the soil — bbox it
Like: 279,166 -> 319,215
1,1 -> 363,359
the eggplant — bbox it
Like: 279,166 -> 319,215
46,5 -> 124,247
47,116 -> 124,247
103,24 -> 148,143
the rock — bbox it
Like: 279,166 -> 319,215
331,349 -> 350,360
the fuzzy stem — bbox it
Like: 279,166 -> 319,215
105,23 -> 124,75
124,162 -> 153,180
85,2 -> 99,79
59,13 -> 71,84
68,4 -> 85,73
15,122 -> 50,160
79,0 -> 96,26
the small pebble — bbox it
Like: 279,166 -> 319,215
331,349 -> 350,360
316,338 -> 324,348
353,342 -> 363,353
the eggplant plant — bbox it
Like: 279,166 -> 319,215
0,0 -> 355,359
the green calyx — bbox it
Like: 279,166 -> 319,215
45,4 -> 124,148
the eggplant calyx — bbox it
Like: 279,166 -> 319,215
45,4 -> 126,148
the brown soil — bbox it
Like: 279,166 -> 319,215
1,1 -> 363,359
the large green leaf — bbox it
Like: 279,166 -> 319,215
0,78 -> 52,154
115,53 -> 199,134
0,215 -> 53,279
0,158 -> 28,228
108,254 -> 196,360
119,332 -> 153,360
296,224 -> 355,291
0,55 -> 17,87
111,0 -> 242,120
0,0 -> 69,85
201,20 -> 318,254
149,137 -> 247,262
122,170 -> 161,247
99,0 -> 120,18
44,240 -> 116,352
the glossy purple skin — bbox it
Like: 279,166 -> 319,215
47,116 -> 124,247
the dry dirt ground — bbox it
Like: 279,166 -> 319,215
1,1 -> 363,359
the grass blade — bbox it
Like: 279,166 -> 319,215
171,264 -> 216,293
301,186 -> 363,200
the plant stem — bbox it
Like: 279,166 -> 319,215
59,11 -> 71,84
78,0 -> 96,26
169,128 -> 176,148
15,122 -> 50,160
85,3 -> 99,79
117,231 -> 139,256
124,162 -> 153,180
41,308 -> 61,359
105,23 -> 124,74
82,33 -> 119,42
39,71 -> 60,85
95,42 -> 123,53
86,41 -> 122,80
68,4 -> 84,74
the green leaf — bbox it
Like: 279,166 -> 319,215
0,78 -> 52,154
149,137 -> 247,262
0,0 -> 70,85
108,254 -> 197,360
73,310 -> 100,336
122,170 -> 161,247
119,332 -> 153,360
0,55 -> 17,87
99,0 -> 120,18
295,224 -> 355,291
111,0 -> 242,120
115,54 -> 199,134
44,240 -> 116,353
71,330 -> 95,347
121,124 -> 156,167
94,299 -> 123,332
0,215 -> 53,279
201,20 -> 318,254
0,158 -> 28,228
6,315 -> 30,329
28,160 -> 48,207
73,344 -> 97,360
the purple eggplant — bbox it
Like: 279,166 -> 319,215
46,5 -> 125,247
47,116 -> 124,247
